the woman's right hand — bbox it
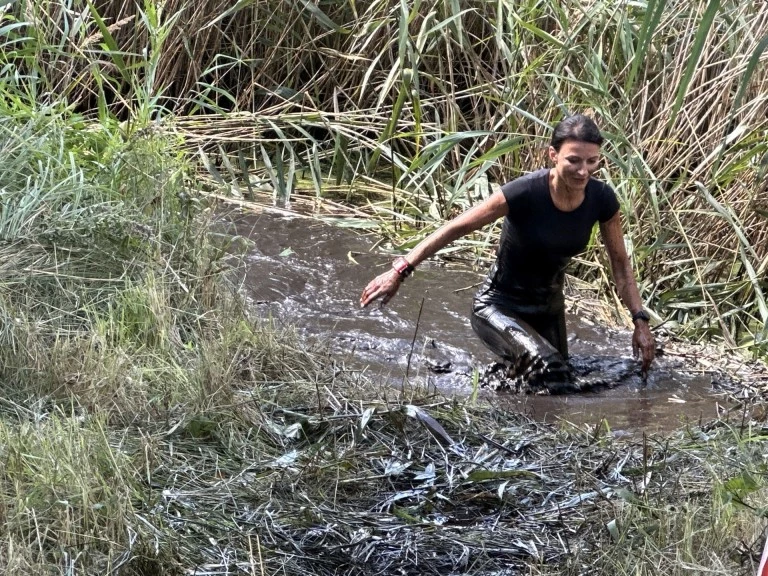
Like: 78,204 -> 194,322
360,269 -> 402,307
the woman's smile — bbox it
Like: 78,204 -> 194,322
550,140 -> 601,192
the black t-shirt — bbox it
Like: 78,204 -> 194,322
484,168 -> 620,313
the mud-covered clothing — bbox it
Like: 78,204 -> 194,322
471,294 -> 570,380
485,168 -> 620,315
471,169 -> 620,375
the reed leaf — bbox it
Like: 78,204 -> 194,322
695,181 -> 767,324
625,0 -> 666,94
670,0 -> 720,124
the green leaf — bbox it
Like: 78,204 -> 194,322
297,0 -> 344,33
84,0 -> 129,83
626,0 -> 667,94
730,33 -> 768,122
712,32 -> 768,174
468,137 -> 524,168
510,12 -> 565,49
202,0 -> 254,31
186,415 -> 216,439
723,471 -> 760,497
392,506 -> 421,524
696,182 -> 767,323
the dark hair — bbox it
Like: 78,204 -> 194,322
550,114 -> 604,151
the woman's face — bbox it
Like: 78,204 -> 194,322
548,140 -> 601,191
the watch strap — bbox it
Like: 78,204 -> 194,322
392,257 -> 414,279
631,310 -> 650,323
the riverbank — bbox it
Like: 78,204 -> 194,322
2,343 -> 766,575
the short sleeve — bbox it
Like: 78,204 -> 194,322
500,169 -> 547,215
501,177 -> 530,214
596,181 -> 620,223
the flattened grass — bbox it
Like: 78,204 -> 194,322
2,365 -> 766,574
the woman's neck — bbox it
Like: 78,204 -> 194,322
549,170 -> 585,212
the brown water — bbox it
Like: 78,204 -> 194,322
232,210 -> 727,435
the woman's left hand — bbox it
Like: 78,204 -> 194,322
632,322 -> 655,375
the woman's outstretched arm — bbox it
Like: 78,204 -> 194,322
360,191 -> 508,308
599,212 -> 655,373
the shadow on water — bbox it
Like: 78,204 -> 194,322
232,210 -> 727,435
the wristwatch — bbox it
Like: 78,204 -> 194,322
392,257 -> 414,279
631,310 -> 650,323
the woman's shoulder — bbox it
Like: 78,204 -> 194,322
500,169 -> 550,212
585,177 -> 619,205
586,177 -> 620,221
501,168 -> 550,195
509,167 -> 550,185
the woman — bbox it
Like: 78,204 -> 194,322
360,115 -> 655,385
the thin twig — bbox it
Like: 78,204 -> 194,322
405,295 -> 426,381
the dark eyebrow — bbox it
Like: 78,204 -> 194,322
565,155 -> 600,161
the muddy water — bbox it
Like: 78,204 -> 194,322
233,210 -> 724,435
